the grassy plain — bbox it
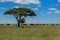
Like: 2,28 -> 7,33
0,24 -> 60,40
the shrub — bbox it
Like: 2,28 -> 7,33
23,24 -> 27,25
30,24 -> 34,25
36,24 -> 39,25
7,24 -> 10,25
1,24 -> 3,26
51,24 -> 54,26
43,24 -> 45,26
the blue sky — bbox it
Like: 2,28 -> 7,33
0,0 -> 60,24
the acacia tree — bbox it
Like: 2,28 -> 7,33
4,8 -> 36,28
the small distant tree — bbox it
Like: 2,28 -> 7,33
7,24 -> 10,25
4,8 -> 36,28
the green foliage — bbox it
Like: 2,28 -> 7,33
20,18 -> 25,23
4,8 -> 36,16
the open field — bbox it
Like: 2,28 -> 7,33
0,24 -> 60,40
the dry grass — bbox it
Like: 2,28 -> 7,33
0,24 -> 60,40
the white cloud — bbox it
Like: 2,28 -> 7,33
51,4 -> 59,7
13,6 -> 20,8
47,12 -> 52,14
32,8 -> 39,10
0,7 -> 7,9
49,8 -> 57,11
37,5 -> 42,7
54,10 -> 60,13
48,7 -> 60,14
0,0 -> 41,4
56,4 -> 59,6
58,0 -> 60,3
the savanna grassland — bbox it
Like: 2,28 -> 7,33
0,24 -> 60,40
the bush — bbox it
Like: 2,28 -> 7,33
7,24 -> 10,25
23,24 -> 27,25
1,24 -> 3,26
36,24 -> 39,25
51,24 -> 54,26
30,24 -> 34,25
43,24 -> 45,26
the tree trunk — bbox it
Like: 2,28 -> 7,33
17,22 -> 24,28
18,22 -> 20,27
21,23 -> 24,28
